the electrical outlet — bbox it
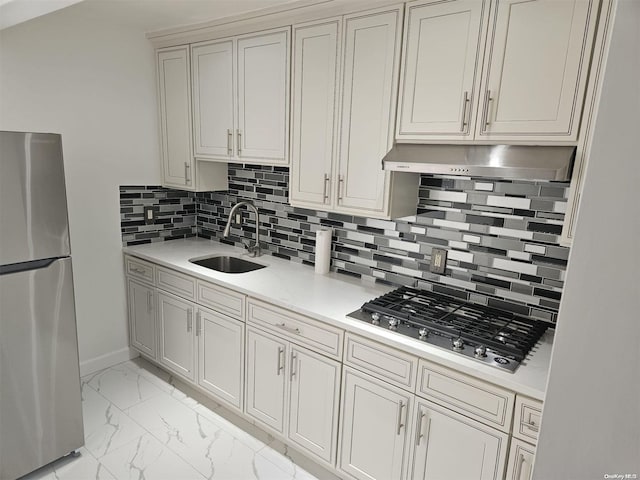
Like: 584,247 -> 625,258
143,206 -> 158,225
430,248 -> 448,274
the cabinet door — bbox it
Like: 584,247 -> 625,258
505,438 -> 535,480
237,29 -> 289,164
191,40 -> 235,160
339,367 -> 412,480
157,47 -> 194,189
127,279 -> 156,359
157,291 -> 195,381
410,399 -> 508,480
245,327 -> 287,434
290,20 -> 340,208
197,307 -> 244,411
337,7 -> 402,214
477,0 -> 598,141
397,0 -> 486,140
288,346 -> 341,465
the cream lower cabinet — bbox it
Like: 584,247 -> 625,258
197,306 -> 244,412
245,326 -> 341,467
157,290 -> 196,382
409,399 -> 508,480
505,438 -> 535,480
245,327 -> 288,433
127,278 -> 157,359
338,367 -> 413,480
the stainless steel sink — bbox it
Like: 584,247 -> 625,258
189,255 -> 266,274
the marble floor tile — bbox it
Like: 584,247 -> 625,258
99,433 -> 205,480
71,359 -> 323,480
82,384 -> 147,458
84,362 -> 164,411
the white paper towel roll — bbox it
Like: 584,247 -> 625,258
315,228 -> 332,274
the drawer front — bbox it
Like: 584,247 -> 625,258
417,359 -> 514,432
514,395 -> 542,444
125,256 -> 156,284
247,299 -> 343,359
156,266 -> 196,300
344,333 -> 417,391
197,280 -> 245,321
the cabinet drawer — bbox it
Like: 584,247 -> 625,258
247,299 -> 343,359
513,395 -> 542,445
156,266 -> 196,300
125,256 -> 156,284
417,359 -> 514,432
344,333 -> 417,391
197,280 -> 245,321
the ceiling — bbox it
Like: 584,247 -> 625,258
0,0 -> 302,32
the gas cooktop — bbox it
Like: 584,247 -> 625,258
348,286 -> 547,372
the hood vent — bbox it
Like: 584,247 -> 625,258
382,144 -> 575,181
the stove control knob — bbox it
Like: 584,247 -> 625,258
370,312 -> 380,325
474,345 -> 487,358
418,328 -> 428,339
452,337 -> 464,351
388,317 -> 400,329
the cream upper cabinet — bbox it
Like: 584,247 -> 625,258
290,19 -> 341,208
338,7 -> 403,213
477,0 -> 599,142
191,28 -> 290,165
397,0 -> 487,141
397,0 -> 599,143
290,7 -> 419,219
191,40 -> 234,159
157,47 -> 196,189
237,30 -> 290,163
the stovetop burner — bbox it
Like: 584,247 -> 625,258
348,286 -> 547,372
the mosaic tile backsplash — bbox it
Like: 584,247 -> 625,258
121,164 -> 570,323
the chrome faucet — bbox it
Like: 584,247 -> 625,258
223,201 -> 262,257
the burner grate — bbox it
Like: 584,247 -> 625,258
361,286 -> 546,361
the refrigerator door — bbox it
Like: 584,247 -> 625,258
0,131 -> 71,265
0,257 -> 84,480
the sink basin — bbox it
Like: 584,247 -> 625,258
190,255 -> 266,274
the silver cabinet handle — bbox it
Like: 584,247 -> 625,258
396,400 -> 405,435
338,175 -> 344,202
227,129 -> 233,155
187,309 -> 192,332
276,346 -> 284,376
516,452 -> 530,479
322,174 -> 330,201
522,420 -> 539,432
195,311 -> 201,337
290,351 -> 297,381
276,323 -> 301,335
414,408 -> 426,446
237,129 -> 242,154
482,89 -> 493,129
131,267 -> 145,275
460,90 -> 470,133
184,162 -> 191,183
146,291 -> 152,313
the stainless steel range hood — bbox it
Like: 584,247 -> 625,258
382,144 -> 576,181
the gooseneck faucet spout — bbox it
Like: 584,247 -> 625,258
223,201 -> 262,257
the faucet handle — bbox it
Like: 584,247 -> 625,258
242,240 -> 260,257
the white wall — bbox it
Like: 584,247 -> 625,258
0,5 -> 161,374
534,0 -> 640,478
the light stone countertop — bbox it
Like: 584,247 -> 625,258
123,237 -> 553,400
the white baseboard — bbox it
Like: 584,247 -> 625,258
79,347 -> 138,377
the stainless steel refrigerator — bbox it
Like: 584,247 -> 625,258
0,131 -> 84,480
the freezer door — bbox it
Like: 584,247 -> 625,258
0,131 -> 71,265
0,257 -> 84,480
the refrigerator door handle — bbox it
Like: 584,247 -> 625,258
0,257 -> 58,276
